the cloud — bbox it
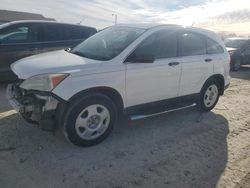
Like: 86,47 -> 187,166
211,9 -> 250,23
143,0 -> 209,10
0,0 -> 249,35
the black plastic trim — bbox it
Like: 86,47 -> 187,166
125,93 -> 199,116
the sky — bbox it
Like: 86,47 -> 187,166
0,0 -> 250,35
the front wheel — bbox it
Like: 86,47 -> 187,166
63,94 -> 117,147
199,79 -> 220,112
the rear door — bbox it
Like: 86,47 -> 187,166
35,23 -> 70,54
241,42 -> 250,64
36,24 -> 97,54
178,31 -> 214,96
0,23 -> 39,74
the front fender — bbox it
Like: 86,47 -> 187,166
52,71 -> 126,106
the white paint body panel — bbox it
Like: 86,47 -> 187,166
126,57 -> 182,107
178,54 -> 213,96
11,24 -> 230,109
11,50 -> 103,79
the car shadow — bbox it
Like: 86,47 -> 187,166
230,65 -> 250,80
0,108 -> 229,188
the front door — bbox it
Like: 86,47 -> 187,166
125,30 -> 181,107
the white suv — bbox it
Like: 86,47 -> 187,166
7,24 -> 230,147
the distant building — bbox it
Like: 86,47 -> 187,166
0,9 -> 55,24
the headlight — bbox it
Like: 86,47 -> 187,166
20,73 -> 69,91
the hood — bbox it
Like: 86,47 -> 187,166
226,47 -> 237,52
11,50 -> 102,79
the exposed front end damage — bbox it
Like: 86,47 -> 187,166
7,82 -> 65,131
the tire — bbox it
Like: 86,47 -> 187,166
199,79 -> 221,112
231,59 -> 241,71
63,93 -> 117,147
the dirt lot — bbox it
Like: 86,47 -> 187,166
0,67 -> 250,188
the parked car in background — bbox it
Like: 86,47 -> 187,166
7,24 -> 230,147
0,20 -> 97,81
224,37 -> 250,71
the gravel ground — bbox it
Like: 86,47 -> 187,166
0,67 -> 250,188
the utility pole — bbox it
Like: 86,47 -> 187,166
112,14 -> 117,25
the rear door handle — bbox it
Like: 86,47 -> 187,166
168,62 -> 180,66
205,58 -> 213,62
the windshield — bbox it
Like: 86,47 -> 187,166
224,39 -> 248,48
71,26 -> 145,61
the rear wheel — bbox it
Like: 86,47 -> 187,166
199,79 -> 220,112
63,93 -> 117,147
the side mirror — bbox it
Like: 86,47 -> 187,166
65,48 -> 71,52
126,53 -> 154,63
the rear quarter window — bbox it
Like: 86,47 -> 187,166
67,26 -> 97,40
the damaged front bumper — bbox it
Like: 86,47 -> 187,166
6,83 -> 66,131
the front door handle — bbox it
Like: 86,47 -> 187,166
205,58 -> 213,62
168,62 -> 180,66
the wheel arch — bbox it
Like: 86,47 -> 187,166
68,86 -> 125,116
202,74 -> 225,95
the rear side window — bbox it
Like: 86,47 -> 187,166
41,24 -> 62,41
180,32 -> 206,56
40,24 -> 96,42
206,38 -> 224,54
133,30 -> 177,59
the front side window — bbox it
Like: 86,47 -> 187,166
180,32 -> 206,56
0,26 -> 29,44
206,38 -> 224,54
71,26 -> 145,61
131,30 -> 178,60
